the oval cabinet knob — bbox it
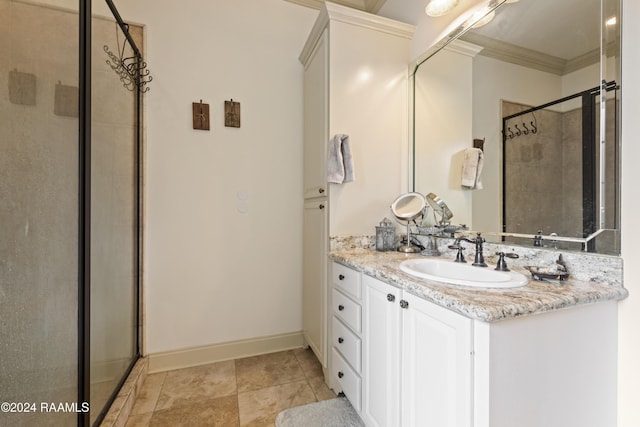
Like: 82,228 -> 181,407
338,371 -> 344,379
319,203 -> 325,209
387,293 -> 395,302
338,337 -> 344,344
338,304 -> 344,311
319,187 -> 325,194
338,274 -> 345,280
400,300 -> 409,309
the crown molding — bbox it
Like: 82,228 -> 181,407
459,32 -> 603,76
284,0 -> 387,13
284,0 -> 366,11
444,39 -> 484,58
564,48 -> 600,74
299,1 -> 414,65
460,32 -> 567,75
323,2 -> 414,39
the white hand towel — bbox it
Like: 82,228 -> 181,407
461,147 -> 484,189
327,134 -> 355,184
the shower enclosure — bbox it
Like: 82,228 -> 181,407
1,0 -> 143,425
501,83 -> 619,253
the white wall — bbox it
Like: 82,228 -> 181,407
619,1 -> 640,425
414,45 -> 475,227
114,0 -> 316,354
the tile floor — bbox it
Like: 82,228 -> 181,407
124,348 -> 336,427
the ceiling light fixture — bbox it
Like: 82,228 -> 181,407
425,0 -> 459,17
472,10 -> 495,28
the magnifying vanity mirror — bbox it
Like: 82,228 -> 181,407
391,192 -> 427,253
426,192 -> 453,227
411,0 -> 621,255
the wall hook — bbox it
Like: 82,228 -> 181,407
522,122 -> 530,135
514,124 -> 522,136
508,127 -> 515,139
530,121 -> 538,133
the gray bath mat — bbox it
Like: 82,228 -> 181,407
275,397 -> 365,427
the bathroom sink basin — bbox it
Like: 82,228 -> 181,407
399,258 -> 528,288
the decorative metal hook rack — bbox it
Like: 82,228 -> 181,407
505,117 -> 538,140
103,0 -> 152,93
104,43 -> 152,93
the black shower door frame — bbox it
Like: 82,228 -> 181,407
78,0 -> 142,425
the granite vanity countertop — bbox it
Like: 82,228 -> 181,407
329,248 -> 629,322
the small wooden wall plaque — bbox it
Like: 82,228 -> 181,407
193,100 -> 210,130
224,99 -> 240,128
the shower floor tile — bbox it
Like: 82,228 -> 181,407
123,347 -> 335,427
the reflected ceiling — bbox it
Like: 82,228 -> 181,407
377,0 -> 599,60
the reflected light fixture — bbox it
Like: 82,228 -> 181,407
606,16 -> 617,26
472,10 -> 495,28
425,0 -> 459,17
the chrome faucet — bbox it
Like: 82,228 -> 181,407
454,232 -> 487,267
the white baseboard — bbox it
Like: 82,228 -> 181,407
147,331 -> 306,373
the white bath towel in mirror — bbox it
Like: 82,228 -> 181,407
461,147 -> 484,189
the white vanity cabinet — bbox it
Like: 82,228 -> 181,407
362,274 -> 472,427
299,2 -> 413,372
361,275 -> 401,426
302,199 -> 327,367
329,262 -> 363,411
335,260 -> 618,427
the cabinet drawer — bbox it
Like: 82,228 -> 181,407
332,289 -> 361,333
304,186 -> 327,199
332,316 -> 361,373
332,348 -> 362,412
332,262 -> 361,300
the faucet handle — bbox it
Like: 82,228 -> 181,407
533,230 -> 543,247
448,244 -> 466,263
495,251 -> 519,271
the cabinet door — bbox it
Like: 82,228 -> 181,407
362,275 -> 401,427
302,29 -> 328,199
302,198 -> 327,366
401,293 -> 472,427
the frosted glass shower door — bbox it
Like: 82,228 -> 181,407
0,1 -> 80,426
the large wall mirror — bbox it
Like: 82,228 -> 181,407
411,0 -> 621,254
